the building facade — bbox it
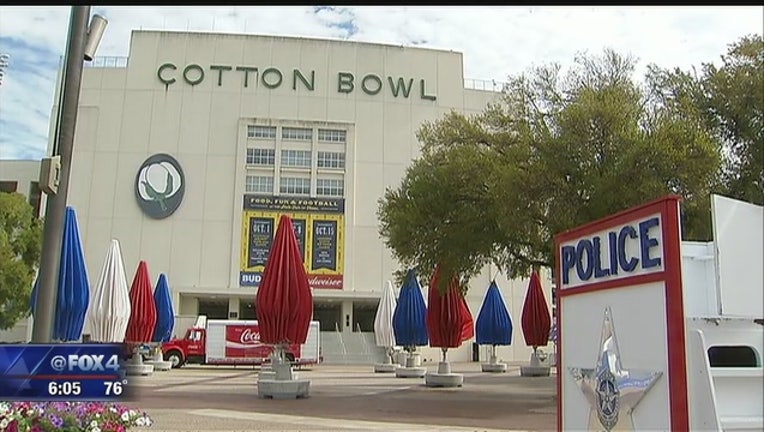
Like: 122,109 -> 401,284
0,160 -> 43,217
6,30 -> 555,362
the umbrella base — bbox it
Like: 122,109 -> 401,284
481,362 -> 508,373
125,364 -> 154,376
258,361 -> 299,382
425,372 -> 464,387
145,360 -> 172,371
259,371 -> 276,380
520,365 -> 551,377
374,363 -> 397,373
395,366 -> 426,378
404,352 -> 422,367
125,355 -> 154,376
395,351 -> 408,366
257,379 -> 310,399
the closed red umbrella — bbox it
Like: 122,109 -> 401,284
427,265 -> 474,359
256,215 -> 313,345
521,270 -> 551,351
125,261 -> 157,344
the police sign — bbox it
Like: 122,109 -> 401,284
554,196 -> 690,432
558,214 -> 664,289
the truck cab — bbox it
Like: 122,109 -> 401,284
161,327 -> 206,368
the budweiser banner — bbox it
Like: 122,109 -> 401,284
240,195 -> 345,289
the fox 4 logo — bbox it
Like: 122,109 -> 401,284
65,354 -> 120,372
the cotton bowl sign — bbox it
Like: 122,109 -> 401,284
555,196 -> 688,432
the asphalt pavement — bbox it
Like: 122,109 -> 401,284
124,362 -> 557,431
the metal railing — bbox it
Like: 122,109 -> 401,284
84,56 -> 128,68
355,323 -> 370,354
464,78 -> 504,92
59,55 -> 128,68
334,321 -> 347,354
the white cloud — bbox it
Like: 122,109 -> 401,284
0,5 -> 761,160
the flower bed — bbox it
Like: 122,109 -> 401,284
0,401 -> 152,432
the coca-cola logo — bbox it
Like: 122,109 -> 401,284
240,329 -> 261,344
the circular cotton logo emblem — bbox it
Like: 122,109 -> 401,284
134,153 -> 185,219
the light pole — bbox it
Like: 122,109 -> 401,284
31,7 -> 108,343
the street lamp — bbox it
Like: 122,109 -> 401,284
32,7 -> 108,343
84,14 -> 108,62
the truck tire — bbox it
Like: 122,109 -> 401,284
165,350 -> 184,368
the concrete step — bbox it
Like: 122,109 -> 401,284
318,331 -> 388,364
321,353 -> 382,365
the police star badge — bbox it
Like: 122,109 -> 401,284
568,307 -> 663,431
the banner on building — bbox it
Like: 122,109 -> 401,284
240,194 -> 345,289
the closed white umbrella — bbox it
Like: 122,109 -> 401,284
86,239 -> 132,342
373,280 -> 398,372
374,281 -> 397,348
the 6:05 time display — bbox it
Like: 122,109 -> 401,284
48,381 -> 82,396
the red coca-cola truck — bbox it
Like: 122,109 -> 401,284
160,316 -> 321,368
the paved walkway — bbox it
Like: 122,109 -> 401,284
126,362 -> 557,431
146,409 -> 529,431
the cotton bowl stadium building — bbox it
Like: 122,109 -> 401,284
2,30 -> 554,363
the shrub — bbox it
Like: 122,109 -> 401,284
0,401 -> 152,432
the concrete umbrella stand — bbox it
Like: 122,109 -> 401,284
481,344 -> 508,373
425,348 -> 463,387
125,345 -> 154,376
395,346 -> 426,378
257,344 -> 310,399
520,347 -> 551,377
374,347 -> 397,373
395,349 -> 408,366
144,344 -> 172,371
260,352 -> 276,374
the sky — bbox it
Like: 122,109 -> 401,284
0,5 -> 761,160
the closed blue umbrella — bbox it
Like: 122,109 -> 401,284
476,281 -> 512,346
29,278 -> 39,315
152,273 -> 175,343
30,207 -> 90,341
392,269 -> 428,347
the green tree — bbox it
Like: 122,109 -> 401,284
378,143 -> 504,290
0,192 -> 43,330
647,34 -> 763,205
379,48 -> 720,290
